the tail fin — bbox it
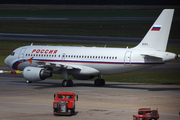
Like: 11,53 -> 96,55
135,9 -> 174,51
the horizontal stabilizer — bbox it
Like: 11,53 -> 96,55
140,53 -> 162,59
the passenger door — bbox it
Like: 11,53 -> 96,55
18,48 -> 26,60
124,51 -> 132,65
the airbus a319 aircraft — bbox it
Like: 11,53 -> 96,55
4,9 -> 179,87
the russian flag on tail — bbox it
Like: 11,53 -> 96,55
151,25 -> 161,31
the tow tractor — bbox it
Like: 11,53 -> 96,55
133,108 -> 159,120
53,92 -> 78,115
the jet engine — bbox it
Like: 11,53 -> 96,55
72,75 -> 95,80
23,66 -> 52,83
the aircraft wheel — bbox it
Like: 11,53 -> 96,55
68,80 -> 73,87
62,80 -> 68,87
94,79 -> 101,86
100,79 -> 105,86
62,80 -> 73,87
26,80 -> 32,83
94,79 -> 105,86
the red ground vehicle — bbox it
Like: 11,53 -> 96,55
133,108 -> 159,120
53,92 -> 78,115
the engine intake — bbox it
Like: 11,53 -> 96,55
23,66 -> 52,82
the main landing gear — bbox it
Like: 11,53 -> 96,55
62,80 -> 73,87
61,79 -> 105,87
94,79 -> 105,86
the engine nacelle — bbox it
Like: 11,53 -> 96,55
72,75 -> 95,80
23,66 -> 52,82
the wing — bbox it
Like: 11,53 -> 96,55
35,61 -> 79,69
35,61 -> 100,75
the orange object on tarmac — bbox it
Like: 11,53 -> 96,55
133,108 -> 159,120
53,92 -> 78,116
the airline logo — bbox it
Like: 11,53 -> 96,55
32,49 -> 58,54
151,25 -> 161,31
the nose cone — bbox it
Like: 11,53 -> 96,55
4,56 -> 10,67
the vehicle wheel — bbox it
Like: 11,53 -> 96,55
72,107 -> 75,114
62,80 -> 68,87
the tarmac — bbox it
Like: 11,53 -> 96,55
0,67 -> 180,120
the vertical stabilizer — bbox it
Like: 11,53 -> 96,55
135,9 -> 174,51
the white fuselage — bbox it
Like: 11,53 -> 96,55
5,45 -> 175,75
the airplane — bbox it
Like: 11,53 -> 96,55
4,9 -> 179,87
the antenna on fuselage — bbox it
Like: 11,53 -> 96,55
31,43 -> 33,46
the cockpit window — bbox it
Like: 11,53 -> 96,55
10,52 -> 15,56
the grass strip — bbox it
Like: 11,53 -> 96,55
0,20 -> 180,38
0,10 -> 165,17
